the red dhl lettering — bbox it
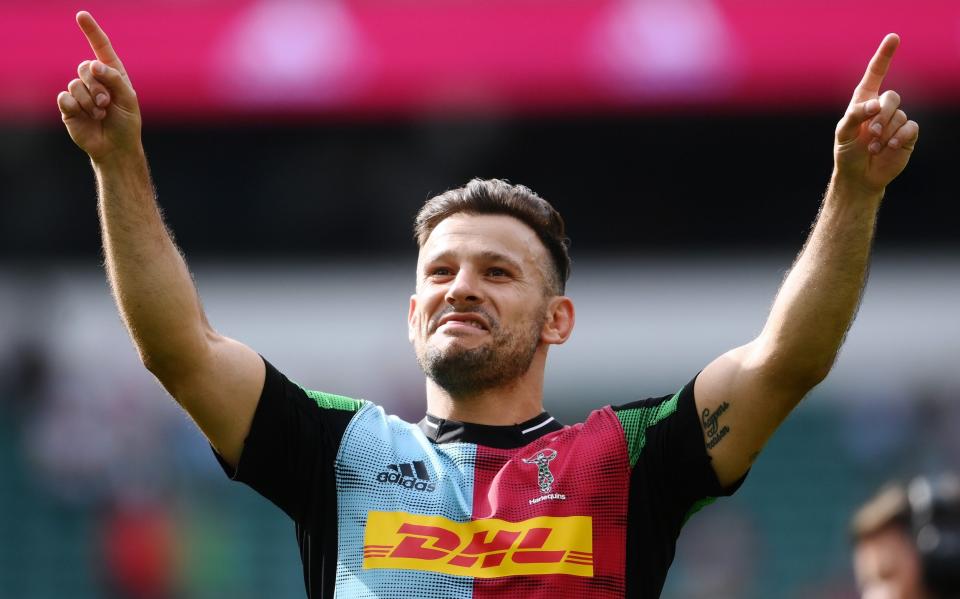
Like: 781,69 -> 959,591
363,512 -> 593,578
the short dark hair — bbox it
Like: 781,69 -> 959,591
413,178 -> 571,294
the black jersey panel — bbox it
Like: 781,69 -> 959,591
614,376 -> 747,597
212,357 -> 358,598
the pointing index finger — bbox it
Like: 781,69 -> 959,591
76,11 -> 126,74
853,33 -> 900,101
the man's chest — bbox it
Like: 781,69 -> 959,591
330,406 -> 632,598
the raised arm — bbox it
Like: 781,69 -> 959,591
58,11 -> 264,467
694,34 -> 920,487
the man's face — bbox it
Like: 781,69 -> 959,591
854,526 -> 927,599
408,213 -> 556,396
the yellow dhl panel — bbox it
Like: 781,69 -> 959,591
363,511 -> 594,578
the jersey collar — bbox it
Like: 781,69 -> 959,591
418,412 -> 564,449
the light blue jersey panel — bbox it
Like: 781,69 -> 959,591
334,403 -> 477,599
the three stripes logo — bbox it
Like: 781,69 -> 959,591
376,460 -> 436,492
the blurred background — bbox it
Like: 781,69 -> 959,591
1,0 -> 958,597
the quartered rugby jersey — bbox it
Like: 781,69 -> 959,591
217,359 -> 741,599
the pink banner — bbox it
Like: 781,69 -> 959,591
9,0 -> 960,122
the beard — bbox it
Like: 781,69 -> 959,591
416,306 -> 545,397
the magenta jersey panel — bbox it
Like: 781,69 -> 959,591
471,407 -> 630,598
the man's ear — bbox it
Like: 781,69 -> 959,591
541,296 -> 575,345
408,294 -> 417,344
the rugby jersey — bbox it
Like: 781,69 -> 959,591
216,359 -> 743,598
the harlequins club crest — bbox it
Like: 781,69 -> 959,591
522,448 -> 558,494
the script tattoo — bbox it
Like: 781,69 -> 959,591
702,402 -> 731,450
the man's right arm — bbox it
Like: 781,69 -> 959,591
58,11 -> 262,467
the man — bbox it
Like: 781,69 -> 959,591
852,477 -> 960,599
852,483 -> 930,599
58,10 -> 919,599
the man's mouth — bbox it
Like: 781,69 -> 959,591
438,320 -> 486,331
435,312 -> 491,332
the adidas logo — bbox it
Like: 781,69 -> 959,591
376,460 -> 436,492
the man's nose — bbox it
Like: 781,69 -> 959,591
445,268 -> 483,306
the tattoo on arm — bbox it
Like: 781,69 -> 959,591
702,402 -> 731,450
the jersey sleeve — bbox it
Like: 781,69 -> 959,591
213,357 -> 364,526
612,375 -> 749,596
613,374 -> 746,522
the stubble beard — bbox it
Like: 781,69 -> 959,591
416,308 -> 545,398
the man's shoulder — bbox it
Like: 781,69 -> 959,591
572,388 -> 685,433
263,359 -> 372,418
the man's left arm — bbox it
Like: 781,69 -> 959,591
695,34 -> 920,488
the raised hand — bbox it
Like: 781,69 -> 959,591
57,11 -> 142,163
834,34 -> 919,195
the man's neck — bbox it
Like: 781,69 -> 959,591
424,363 -> 546,426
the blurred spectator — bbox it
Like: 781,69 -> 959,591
22,369 -> 177,506
0,339 -> 51,420
100,495 -> 180,599
851,474 -> 960,599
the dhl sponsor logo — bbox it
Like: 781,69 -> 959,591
363,511 -> 593,578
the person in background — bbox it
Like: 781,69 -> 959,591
852,475 -> 960,599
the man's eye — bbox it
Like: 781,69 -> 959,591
430,268 -> 453,277
487,268 -> 509,277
